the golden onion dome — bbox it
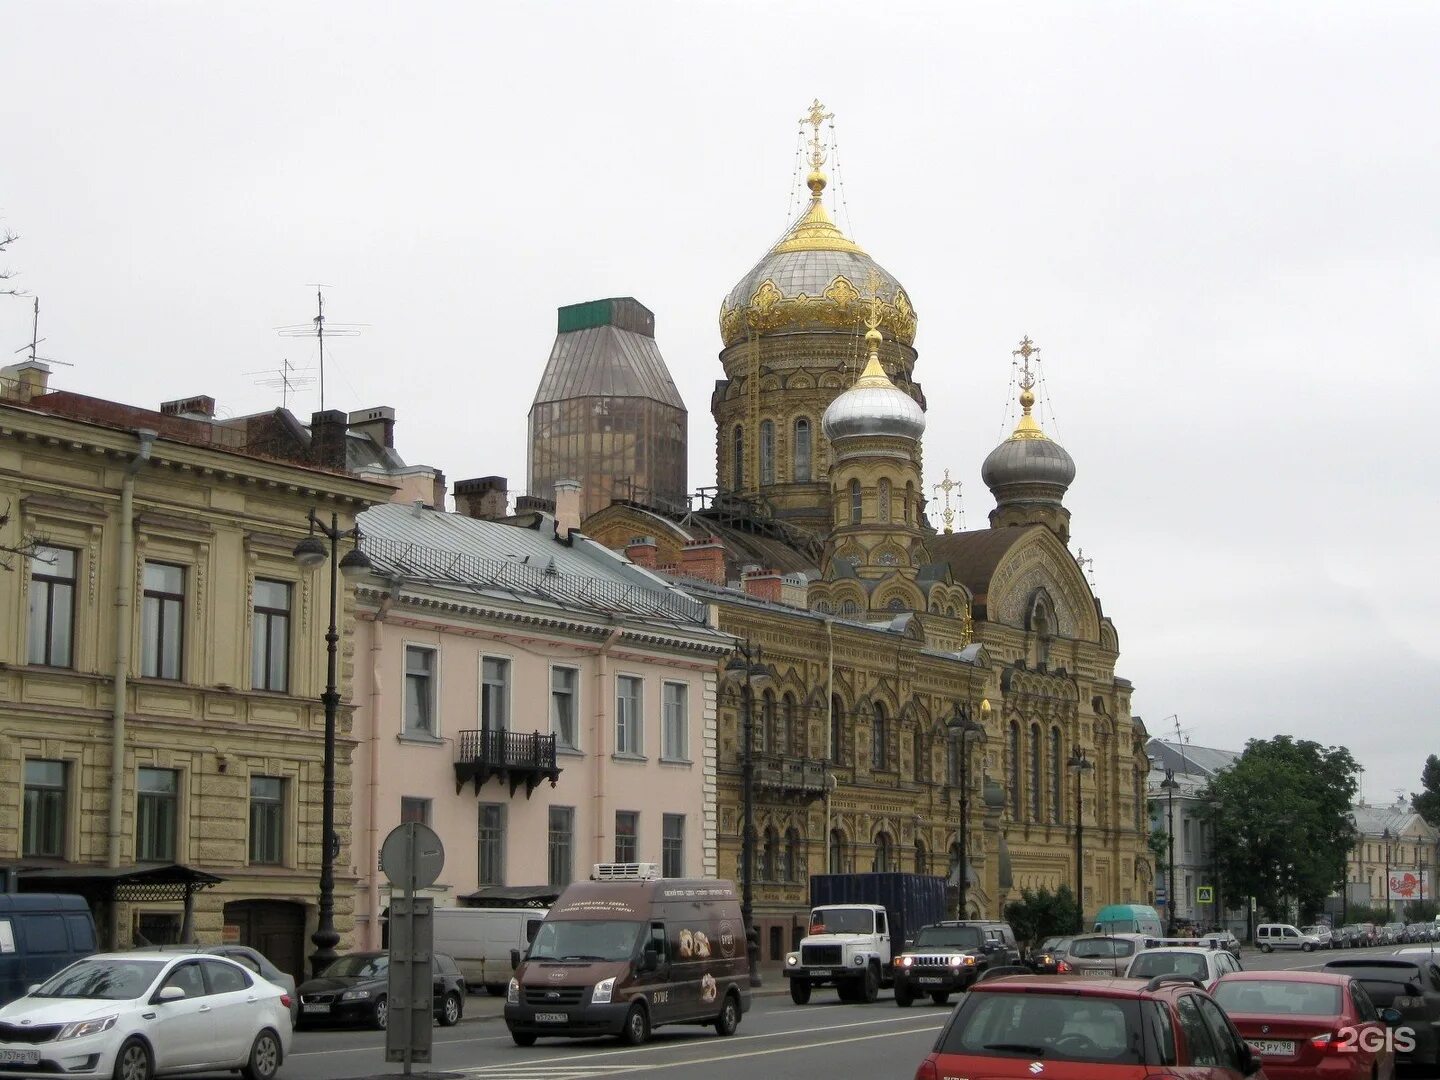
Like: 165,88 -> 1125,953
718,164 -> 917,348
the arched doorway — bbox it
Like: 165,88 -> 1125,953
223,900 -> 306,984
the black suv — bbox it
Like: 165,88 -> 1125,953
893,920 -> 1021,1007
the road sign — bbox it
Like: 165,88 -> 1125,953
1155,886 -> 1167,902
1196,885 -> 1215,904
380,823 -> 444,1076
380,822 -> 444,891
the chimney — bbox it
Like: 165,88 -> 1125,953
554,479 -> 582,538
624,536 -> 658,569
347,406 -> 396,449
431,469 -> 448,511
780,572 -> 809,609
678,537 -> 726,586
160,395 -> 217,418
742,568 -> 783,603
310,410 -> 349,471
1,360 -> 51,404
453,476 -> 509,520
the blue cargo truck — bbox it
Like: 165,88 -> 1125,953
782,872 -> 947,1004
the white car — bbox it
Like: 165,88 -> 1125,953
1123,946 -> 1243,991
0,951 -> 292,1080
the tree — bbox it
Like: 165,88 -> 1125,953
1003,885 -> 1081,947
1201,735 -> 1360,923
1147,828 -> 1170,865
1411,755 -> 1440,827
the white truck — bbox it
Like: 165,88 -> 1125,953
431,905 -> 548,995
784,903 -> 894,1003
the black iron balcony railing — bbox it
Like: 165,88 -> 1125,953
752,754 -> 831,799
454,729 -> 561,799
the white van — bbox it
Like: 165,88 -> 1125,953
433,906 -> 548,994
1255,922 -> 1322,953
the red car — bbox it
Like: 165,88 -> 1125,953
1210,970 -> 1400,1079
913,973 -> 1265,1079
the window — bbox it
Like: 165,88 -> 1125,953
1175,994 -> 1220,1066
871,702 -> 887,770
913,730 -> 925,782
162,961 -> 206,998
793,418 -> 812,482
141,562 -> 185,679
1029,723 -> 1042,821
247,776 -> 284,865
732,426 -> 743,489
662,682 -> 688,760
23,759 -> 66,857
478,804 -> 505,885
250,579 -> 291,692
403,646 -> 436,735
400,796 -> 431,825
551,666 -> 579,750
28,546 -> 76,667
1051,729 -> 1063,824
616,675 -> 643,755
759,419 -> 775,484
615,810 -> 638,864
1194,996 -> 1243,1071
763,827 -> 779,881
849,479 -> 862,523
878,478 -> 891,522
830,695 -> 845,764
136,767 -> 179,862
783,694 -> 798,756
1183,817 -> 1193,858
904,481 -> 915,525
481,656 -> 510,732
203,960 -> 251,994
548,806 -> 574,887
829,829 -> 846,874
873,831 -> 892,873
1007,721 -> 1020,816
759,689 -> 775,755
914,839 -> 927,875
662,814 -> 684,877
786,828 -> 802,882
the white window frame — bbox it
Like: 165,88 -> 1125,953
402,642 -> 440,738
615,673 -> 644,757
550,664 -> 581,752
480,654 -> 512,733
661,680 -> 689,762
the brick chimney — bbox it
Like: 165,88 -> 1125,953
554,479 -> 582,538
678,537 -> 726,586
310,410 -> 349,471
624,536 -> 658,569
1,360 -> 51,404
453,476 -> 508,520
160,395 -> 217,418
347,406 -> 395,449
742,568 -> 783,603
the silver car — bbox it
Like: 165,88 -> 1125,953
1062,933 -> 1152,975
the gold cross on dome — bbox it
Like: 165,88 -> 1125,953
933,469 -> 962,534
802,98 -> 833,169
1013,335 -> 1040,390
864,267 -> 885,330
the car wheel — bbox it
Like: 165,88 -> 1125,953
930,992 -> 950,1006
1302,943 -> 1313,952
241,1030 -> 282,1080
894,986 -> 913,1008
439,991 -> 462,1027
621,1002 -> 650,1046
372,995 -> 389,1030
789,979 -> 811,1005
715,991 -> 740,1036
510,1029 -> 537,1047
112,1038 -> 151,1080
861,964 -> 879,1004
1260,943 -> 1272,953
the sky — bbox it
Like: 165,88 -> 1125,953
3,2 -> 1437,802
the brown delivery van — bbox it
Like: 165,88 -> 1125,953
504,863 -> 751,1045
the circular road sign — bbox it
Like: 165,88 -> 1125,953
379,821 -> 445,891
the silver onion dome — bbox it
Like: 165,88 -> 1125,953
822,329 -> 925,442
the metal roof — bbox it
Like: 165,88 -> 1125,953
530,324 -> 685,410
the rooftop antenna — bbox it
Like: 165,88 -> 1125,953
244,358 -> 315,411
274,286 -> 362,412
13,297 -> 74,369
933,468 -> 964,534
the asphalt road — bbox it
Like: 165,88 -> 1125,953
272,943 -> 1440,1080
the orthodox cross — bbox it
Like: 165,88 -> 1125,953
1075,547 -> 1095,585
1013,334 -> 1040,391
802,98 -> 833,170
934,469 -> 963,533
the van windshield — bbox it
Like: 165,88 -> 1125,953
528,920 -> 644,962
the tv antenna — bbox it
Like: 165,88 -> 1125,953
13,297 -> 74,369
244,358 -> 315,411
274,286 -> 363,412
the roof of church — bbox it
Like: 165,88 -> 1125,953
927,526 -> 1035,596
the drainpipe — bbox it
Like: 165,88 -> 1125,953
825,617 -> 834,758
109,430 -> 156,872
594,627 -> 621,866
365,591 -> 394,949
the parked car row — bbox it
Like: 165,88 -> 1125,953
1327,920 -> 1440,948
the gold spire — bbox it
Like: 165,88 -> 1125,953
1008,335 -> 1048,441
854,290 -> 891,387
769,99 -> 865,255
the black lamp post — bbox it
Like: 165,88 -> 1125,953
293,508 -> 372,979
1160,767 -> 1180,935
1382,827 -> 1394,921
1067,747 -> 1094,933
724,640 -> 775,988
947,700 -> 988,919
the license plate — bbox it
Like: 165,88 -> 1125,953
534,1012 -> 567,1023
303,1003 -> 330,1014
818,969 -> 843,977
0,1051 -> 41,1065
1247,1040 -> 1295,1057
918,977 -> 945,985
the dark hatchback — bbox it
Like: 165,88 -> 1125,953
297,951 -> 466,1030
1323,954 -> 1440,1068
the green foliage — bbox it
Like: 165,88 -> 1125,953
1348,904 -> 1396,925
1406,900 -> 1439,922
1412,756 -> 1440,827
1202,735 -> 1360,924
1147,828 -> 1170,864
1003,885 -> 1082,946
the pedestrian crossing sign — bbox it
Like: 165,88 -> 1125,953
1196,885 -> 1214,903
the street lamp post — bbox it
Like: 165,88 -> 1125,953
947,700 -> 989,920
1067,747 -> 1095,933
1160,768 -> 1180,935
1382,828 -> 1393,921
293,508 -> 372,980
724,641 -> 775,989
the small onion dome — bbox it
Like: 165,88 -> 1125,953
822,326 -> 926,442
980,384 -> 1076,492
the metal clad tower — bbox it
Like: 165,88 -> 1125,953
528,297 -> 688,521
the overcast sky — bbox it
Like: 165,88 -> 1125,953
4,2 -> 1436,806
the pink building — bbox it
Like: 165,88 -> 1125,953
348,501 -> 730,947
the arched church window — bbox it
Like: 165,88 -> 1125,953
872,831 -> 892,873
794,418 -> 812,482
759,420 -> 775,485
872,702 -> 888,770
732,426 -> 744,489
878,478 -> 891,522
1051,728 -> 1063,824
763,826 -> 779,881
829,829 -> 846,874
905,481 -> 915,524
849,479 -> 862,524
1029,722 -> 1042,821
841,599 -> 859,615
1007,720 -> 1020,817
783,693 -> 798,756
914,839 -> 928,875
785,827 -> 802,882
759,689 -> 775,754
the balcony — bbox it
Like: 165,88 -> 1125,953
454,729 -> 561,799
753,754 -> 831,800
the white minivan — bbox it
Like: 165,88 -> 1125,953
432,906 -> 547,994
1255,922 -> 1322,952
